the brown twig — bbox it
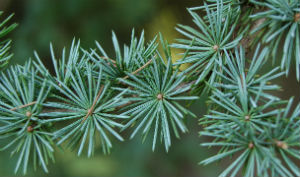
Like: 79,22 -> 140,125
294,13 -> 300,22
174,80 -> 196,91
10,101 -> 37,111
115,101 -> 133,110
82,85 -> 105,123
122,59 -> 153,80
240,18 -> 266,51
275,140 -> 288,149
101,56 -> 116,64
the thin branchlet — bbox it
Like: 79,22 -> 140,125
122,58 -> 153,80
9,101 -> 37,111
82,85 -> 105,123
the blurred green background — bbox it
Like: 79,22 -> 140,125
0,0 -> 299,176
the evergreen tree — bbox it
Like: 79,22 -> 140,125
0,0 -> 299,176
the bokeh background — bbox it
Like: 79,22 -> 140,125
0,0 -> 299,176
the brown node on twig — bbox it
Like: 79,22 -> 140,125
248,142 -> 254,149
245,115 -> 251,121
26,111 -> 32,117
213,45 -> 219,51
275,140 -> 288,149
27,125 -> 34,132
295,13 -> 300,22
157,93 -> 164,100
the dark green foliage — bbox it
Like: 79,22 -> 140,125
213,45 -> 283,101
250,0 -> 300,80
0,12 -> 17,69
88,30 -> 158,80
0,64 -> 53,174
115,38 -> 198,151
41,64 -> 129,156
201,94 -> 300,177
265,99 -> 300,177
33,39 -> 88,85
172,1 -> 244,85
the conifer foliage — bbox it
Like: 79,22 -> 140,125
0,1 -> 299,176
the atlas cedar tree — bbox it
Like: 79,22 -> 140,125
0,0 -> 299,176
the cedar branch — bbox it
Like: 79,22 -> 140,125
122,58 -> 153,80
101,56 -> 116,64
82,85 -> 105,123
10,101 -> 37,111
